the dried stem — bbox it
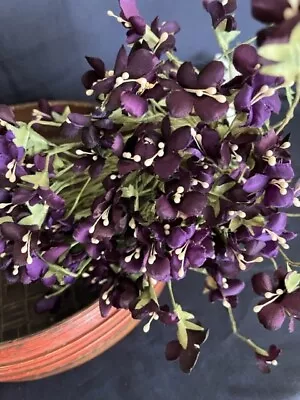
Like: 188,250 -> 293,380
276,78 -> 300,135
226,305 -> 269,356
167,281 -> 177,309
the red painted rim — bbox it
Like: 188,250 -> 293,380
0,282 -> 165,381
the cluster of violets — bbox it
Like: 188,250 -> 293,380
1,0 -> 300,374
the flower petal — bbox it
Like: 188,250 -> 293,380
266,163 -> 294,181
153,153 -> 181,180
165,340 -> 181,361
177,62 -> 199,89
179,192 -> 207,217
43,245 -> 69,263
168,126 -> 193,151
233,44 -> 259,76
257,303 -> 285,331
252,0 -> 287,24
127,49 -> 159,79
0,105 -> 16,125
166,91 -> 193,118
234,83 -> 253,111
147,256 -> 171,281
194,96 -> 228,122
267,213 -> 287,233
222,279 -> 245,296
114,45 -> 128,76
186,244 -> 206,267
264,186 -> 294,208
82,70 -> 99,89
167,227 -> 188,249
26,257 -> 47,280
85,56 -> 105,77
121,92 -> 148,117
197,61 -> 225,88
243,173 -> 269,193
281,290 -> 300,318
89,157 -> 105,179
156,195 -> 177,220
119,0 -> 140,19
252,272 -> 274,295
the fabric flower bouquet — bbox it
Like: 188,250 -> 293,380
1,0 -> 300,374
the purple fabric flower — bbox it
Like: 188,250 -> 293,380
0,130 -> 26,183
252,0 -> 300,45
252,0 -> 298,24
118,0 -> 146,44
255,345 -> 281,373
0,105 -> 17,125
165,61 -> 229,122
165,327 -> 209,373
252,268 -> 300,331
203,0 -> 237,31
131,300 -> 178,325
243,163 -> 294,208
234,73 -> 281,127
82,46 -> 159,117
205,266 -> 245,307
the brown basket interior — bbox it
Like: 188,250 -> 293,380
0,101 -> 97,342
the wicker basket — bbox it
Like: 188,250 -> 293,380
0,101 -> 165,382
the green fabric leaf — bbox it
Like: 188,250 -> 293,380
285,271 -> 300,293
212,182 -> 236,196
208,196 -> 221,217
11,122 -> 49,155
177,320 -> 188,349
0,216 -> 13,224
286,85 -> 295,108
258,23 -> 300,82
19,203 -> 49,228
184,321 -> 205,331
51,106 -> 71,123
245,215 -> 265,227
21,171 -> 49,189
10,123 -> 30,149
122,184 -> 136,198
53,155 -> 65,170
180,310 -> 195,321
229,218 -> 243,232
215,21 -> 241,53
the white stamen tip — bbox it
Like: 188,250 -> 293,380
293,198 -> 300,207
268,156 -> 277,166
133,155 -> 141,162
177,186 -> 184,194
160,32 -> 169,43
122,152 -> 132,159
190,128 -> 197,137
281,141 -> 291,149
264,292 -> 274,299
